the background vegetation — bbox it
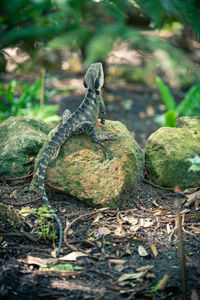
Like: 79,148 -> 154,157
0,0 -> 200,124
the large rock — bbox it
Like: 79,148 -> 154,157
145,117 -> 200,188
32,120 -> 144,208
0,117 -> 51,179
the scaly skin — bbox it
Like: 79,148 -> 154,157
37,63 -> 117,257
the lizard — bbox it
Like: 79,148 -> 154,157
36,62 -> 117,257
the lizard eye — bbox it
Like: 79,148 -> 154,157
94,77 -> 100,90
83,79 -> 88,88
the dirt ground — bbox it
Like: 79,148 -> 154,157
0,74 -> 200,300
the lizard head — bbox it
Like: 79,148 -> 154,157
83,62 -> 104,90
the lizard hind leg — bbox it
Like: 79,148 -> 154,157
61,109 -> 71,125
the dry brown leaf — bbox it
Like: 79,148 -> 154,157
10,190 -> 18,199
121,215 -> 138,225
149,243 -> 158,257
136,265 -> 154,272
146,105 -> 155,117
92,213 -> 104,224
27,256 -> 57,267
140,218 -> 154,228
138,245 -> 149,257
166,224 -> 172,234
114,226 -> 126,237
191,290 -> 199,300
185,190 -> 200,209
152,199 -> 159,207
109,259 -> 126,265
157,274 -> 169,290
59,252 -> 87,261
19,206 -> 32,217
130,224 -> 141,232
182,188 -> 199,195
98,226 -> 111,236
118,272 -> 145,282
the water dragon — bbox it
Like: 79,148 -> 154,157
36,63 -> 117,257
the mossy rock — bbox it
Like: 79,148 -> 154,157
145,117 -> 200,188
31,120 -> 144,208
0,117 -> 51,179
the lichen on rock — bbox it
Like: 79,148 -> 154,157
145,116 -> 200,188
32,120 -> 144,208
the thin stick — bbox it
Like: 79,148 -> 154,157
40,68 -> 45,107
175,196 -> 187,300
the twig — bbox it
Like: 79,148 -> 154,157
64,207 -> 111,251
2,173 -> 33,182
0,196 -> 41,206
175,197 -> 187,300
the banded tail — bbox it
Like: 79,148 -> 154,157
38,137 -> 64,257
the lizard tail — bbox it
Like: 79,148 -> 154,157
38,158 -> 63,257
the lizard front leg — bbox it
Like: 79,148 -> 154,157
96,93 -> 106,125
73,121 -> 118,146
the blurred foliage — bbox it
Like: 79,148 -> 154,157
155,76 -> 200,127
0,0 -> 69,52
108,30 -> 197,88
1,0 -> 200,68
134,0 -> 200,33
0,76 -> 71,123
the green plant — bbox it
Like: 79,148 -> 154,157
187,155 -> 200,172
40,263 -> 84,271
34,205 -> 57,243
155,77 -> 200,127
0,76 -> 72,123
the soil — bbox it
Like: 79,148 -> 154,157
0,74 -> 200,300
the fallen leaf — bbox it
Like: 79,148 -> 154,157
130,223 -> 141,232
10,190 -> 18,199
68,228 -> 74,235
118,272 -> 145,282
185,190 -> 200,209
149,243 -> 158,257
140,218 -> 154,228
146,272 -> 156,279
118,281 -> 137,287
139,112 -> 146,119
59,252 -> 87,261
27,256 -> 57,267
191,290 -> 199,300
152,199 -> 159,207
146,105 -> 155,117
98,226 -> 111,236
19,206 -> 32,217
136,265 -> 154,272
92,213 -> 104,224
157,274 -> 169,290
166,224 -> 172,234
122,215 -> 138,226
114,227 -> 126,237
109,259 -> 126,264
138,245 -> 149,257
121,99 -> 133,110
182,188 -> 199,194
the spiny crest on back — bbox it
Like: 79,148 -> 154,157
83,62 -> 104,90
